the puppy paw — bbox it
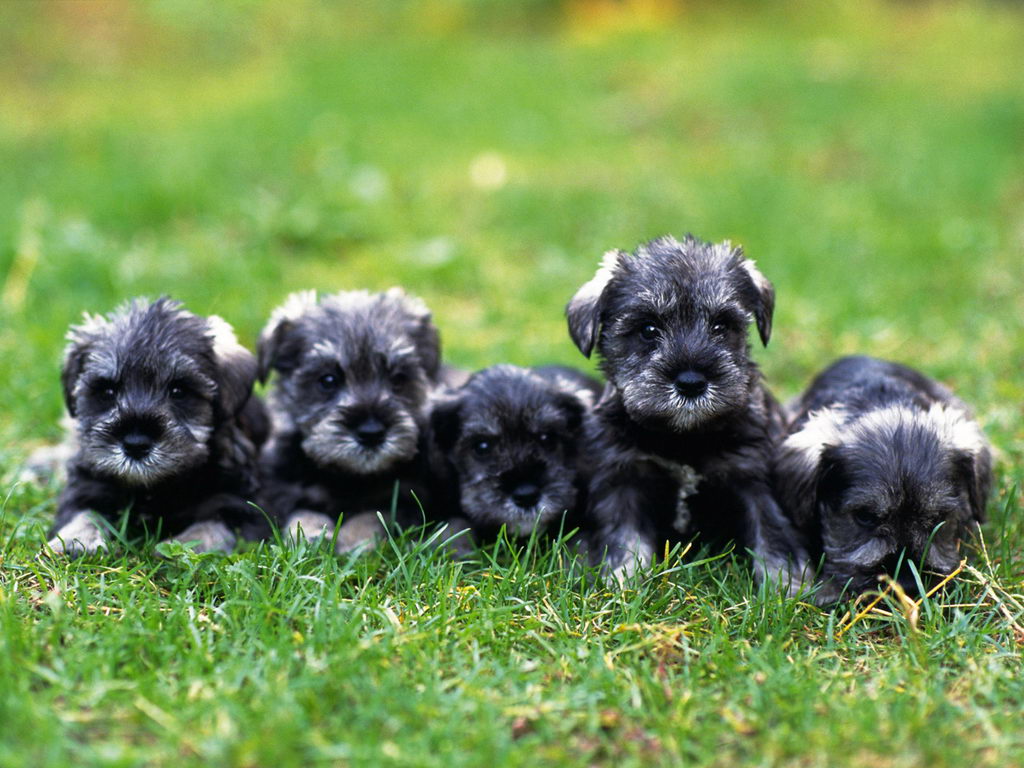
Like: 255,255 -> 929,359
335,512 -> 385,555
285,511 -> 335,545
167,521 -> 236,554
44,511 -> 107,558
605,542 -> 655,586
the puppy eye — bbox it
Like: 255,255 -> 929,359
168,382 -> 189,400
851,508 -> 879,529
472,439 -> 493,457
391,371 -> 410,389
537,432 -> 555,447
639,324 -> 660,341
318,372 -> 343,392
94,380 -> 118,401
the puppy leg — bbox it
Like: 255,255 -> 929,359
741,486 -> 813,598
589,481 -> 656,584
285,510 -> 336,544
168,520 -> 236,554
46,511 -> 108,557
335,511 -> 386,554
434,516 -> 477,560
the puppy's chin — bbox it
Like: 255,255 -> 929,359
619,380 -> 739,433
301,415 -> 419,476
84,441 -> 208,488
463,488 -> 576,538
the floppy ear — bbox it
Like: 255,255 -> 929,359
429,397 -> 463,454
61,314 -> 107,418
554,392 -> 586,434
207,316 -> 258,417
815,445 -> 848,512
257,291 -> 315,382
565,250 -> 622,358
387,287 -> 442,382
952,449 -> 992,524
740,259 -> 775,346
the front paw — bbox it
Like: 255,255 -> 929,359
44,511 -> 108,558
167,521 -> 236,554
335,512 -> 385,555
285,511 -> 335,545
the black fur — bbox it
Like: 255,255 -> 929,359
773,355 -> 992,604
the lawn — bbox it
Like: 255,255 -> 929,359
1,1 -> 1022,766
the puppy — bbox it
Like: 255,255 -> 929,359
773,355 -> 992,604
258,288 -> 443,551
566,234 -> 807,584
428,365 -> 601,552
49,297 -> 266,556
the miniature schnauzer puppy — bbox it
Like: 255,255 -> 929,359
566,234 -> 807,585
773,355 -> 992,604
428,364 -> 601,552
258,288 -> 443,551
49,297 -> 266,556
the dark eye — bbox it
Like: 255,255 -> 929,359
472,438 -> 492,457
639,324 -> 660,341
538,432 -> 554,448
851,507 -> 879,529
391,371 -> 409,389
168,382 -> 189,400
710,314 -> 737,334
94,380 -> 117,401
319,371 -> 343,392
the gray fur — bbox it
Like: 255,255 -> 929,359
566,234 -> 808,588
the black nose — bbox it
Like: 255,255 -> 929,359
510,482 -> 541,509
353,416 -> 387,448
121,432 -> 155,460
674,370 -> 708,398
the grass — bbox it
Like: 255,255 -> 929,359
1,1 -> 1023,765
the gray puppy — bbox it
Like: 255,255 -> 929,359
773,356 -> 992,604
258,288 -> 443,551
428,364 -> 601,551
50,297 -> 266,556
566,234 -> 807,585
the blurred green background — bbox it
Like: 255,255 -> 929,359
2,0 -> 1022,448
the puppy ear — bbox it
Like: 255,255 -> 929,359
952,449 -> 992,524
61,314 -> 106,418
429,397 -> 463,453
554,392 -> 586,433
388,288 -> 442,381
207,316 -> 258,417
740,259 -> 775,346
257,291 -> 315,382
566,250 -> 622,358
815,445 -> 848,509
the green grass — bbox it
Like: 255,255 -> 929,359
1,1 -> 1023,765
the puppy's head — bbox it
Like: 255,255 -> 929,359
566,235 -> 774,432
779,403 -> 991,596
258,288 -> 441,475
430,365 -> 590,536
61,297 -> 257,487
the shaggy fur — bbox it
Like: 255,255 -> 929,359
773,356 -> 992,604
258,288 -> 443,551
428,365 -> 601,552
566,234 -> 808,585
49,297 -> 266,556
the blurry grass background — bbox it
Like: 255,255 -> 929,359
0,1 -> 1022,766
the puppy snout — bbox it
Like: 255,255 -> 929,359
117,419 -> 163,459
350,415 -> 388,448
674,370 -> 708,399
509,482 -> 541,509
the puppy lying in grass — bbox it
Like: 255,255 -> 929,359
773,355 -> 992,604
428,364 -> 601,555
48,297 -> 267,556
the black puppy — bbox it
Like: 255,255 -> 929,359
49,298 -> 266,556
429,365 -> 601,552
773,355 -> 992,604
258,289 -> 444,552
566,234 -> 807,585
